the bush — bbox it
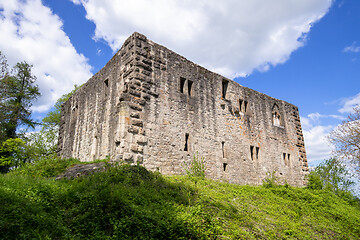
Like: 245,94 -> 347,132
0,138 -> 29,173
306,158 -> 355,195
262,171 -> 279,188
9,156 -> 80,178
183,152 -> 205,179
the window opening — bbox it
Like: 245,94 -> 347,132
272,103 -> 281,127
223,163 -> 227,171
180,77 -> 186,93
287,154 -> 291,165
104,79 -> 109,87
244,101 -> 248,112
256,147 -> 259,160
188,80 -> 193,96
239,99 -> 243,112
222,79 -> 228,98
222,141 -> 225,158
250,146 -> 254,160
184,133 -> 189,151
283,153 -> 286,161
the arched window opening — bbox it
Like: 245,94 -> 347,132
272,103 -> 282,127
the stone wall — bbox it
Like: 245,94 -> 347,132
59,32 -> 308,186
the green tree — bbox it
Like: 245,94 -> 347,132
307,158 -> 355,195
0,53 -> 40,141
0,52 -> 40,172
0,138 -> 28,173
42,84 -> 80,131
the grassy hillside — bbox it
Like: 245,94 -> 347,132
0,160 -> 359,239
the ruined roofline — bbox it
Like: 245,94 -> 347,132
119,32 -> 299,110
63,32 -> 299,111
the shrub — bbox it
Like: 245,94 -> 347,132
0,138 -> 29,173
183,152 -> 205,179
262,171 -> 279,188
9,156 -> 80,178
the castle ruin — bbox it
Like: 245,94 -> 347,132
58,32 -> 309,186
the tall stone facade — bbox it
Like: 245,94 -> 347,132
59,32 -> 308,186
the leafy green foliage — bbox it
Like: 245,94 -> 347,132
307,158 -> 355,196
0,138 -> 29,173
42,84 -> 81,131
183,152 -> 205,179
1,164 -> 359,239
0,55 -> 40,140
9,156 -> 80,178
262,171 -> 280,188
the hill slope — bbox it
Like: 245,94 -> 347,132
1,163 -> 359,239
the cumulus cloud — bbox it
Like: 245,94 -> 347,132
339,93 -> 360,113
343,42 -> 360,53
303,125 -> 334,163
0,0 -> 92,112
71,0 -> 333,78
301,113 -> 339,163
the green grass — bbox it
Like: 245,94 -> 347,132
0,162 -> 359,239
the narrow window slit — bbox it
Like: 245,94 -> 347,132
256,147 -> 259,160
188,80 -> 193,96
222,141 -> 225,158
223,163 -> 227,171
222,79 -> 228,98
104,79 -> 109,87
250,146 -> 254,160
180,77 -> 186,93
287,154 -> 291,166
244,101 -> 248,112
184,133 -> 189,151
239,99 -> 243,112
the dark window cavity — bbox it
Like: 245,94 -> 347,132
104,79 -> 109,87
184,133 -> 189,151
256,147 -> 259,160
180,77 -> 186,93
239,99 -> 248,113
222,79 -> 228,99
223,163 -> 227,171
250,146 -> 254,160
222,141 -> 225,158
188,80 -> 193,96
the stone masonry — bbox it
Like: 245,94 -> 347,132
58,32 -> 309,186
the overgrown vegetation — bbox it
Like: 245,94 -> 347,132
183,151 -> 205,179
0,158 -> 359,239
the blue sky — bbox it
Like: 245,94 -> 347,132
0,0 -> 359,166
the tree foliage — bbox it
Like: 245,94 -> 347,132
307,158 -> 355,195
0,51 -> 40,172
0,138 -> 28,173
0,51 -> 40,141
42,84 -> 80,131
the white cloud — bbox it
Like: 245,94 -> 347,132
343,42 -> 360,53
71,0 -> 333,78
0,0 -> 92,112
303,124 -> 334,163
339,93 -> 360,113
301,112 -> 345,163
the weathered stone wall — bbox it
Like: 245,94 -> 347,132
59,32 -> 308,186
